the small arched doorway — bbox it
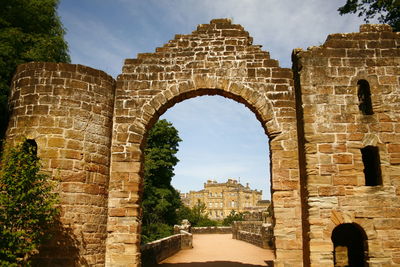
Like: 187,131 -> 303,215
331,223 -> 368,267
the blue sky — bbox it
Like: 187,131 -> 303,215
58,0 -> 366,199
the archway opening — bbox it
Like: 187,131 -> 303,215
162,95 -> 271,201
141,92 -> 274,265
331,223 -> 368,267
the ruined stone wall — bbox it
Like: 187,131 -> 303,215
293,24 -> 400,266
7,62 -> 115,266
6,19 -> 399,267
140,232 -> 192,266
108,18 -> 303,266
232,221 -> 274,249
191,226 -> 232,234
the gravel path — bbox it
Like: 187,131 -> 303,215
158,234 -> 275,267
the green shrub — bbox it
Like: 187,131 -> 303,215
196,217 -> 218,227
141,222 -> 174,245
222,210 -> 245,226
0,139 -> 59,266
177,202 -> 219,227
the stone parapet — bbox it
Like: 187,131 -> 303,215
191,226 -> 232,234
232,221 -> 273,249
140,231 -> 193,266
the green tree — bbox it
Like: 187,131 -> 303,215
0,139 -> 59,266
177,202 -> 218,227
141,119 -> 182,244
338,0 -> 400,31
0,0 -> 70,147
222,210 -> 245,226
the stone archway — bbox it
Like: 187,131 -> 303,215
332,223 -> 368,267
106,19 -> 305,266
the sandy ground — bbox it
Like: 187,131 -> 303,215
158,234 -> 275,267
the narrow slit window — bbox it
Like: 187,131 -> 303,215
23,139 -> 38,156
357,80 -> 374,115
361,146 -> 382,186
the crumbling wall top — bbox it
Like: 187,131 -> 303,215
360,24 -> 393,32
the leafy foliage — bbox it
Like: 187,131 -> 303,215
338,0 -> 399,31
177,202 -> 218,227
0,0 -> 70,147
141,119 -> 182,244
222,210 -> 245,226
0,139 -> 59,266
141,222 -> 176,245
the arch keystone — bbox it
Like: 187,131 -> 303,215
193,74 -> 217,89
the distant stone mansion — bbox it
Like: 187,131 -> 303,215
5,18 -> 399,266
180,179 -> 269,219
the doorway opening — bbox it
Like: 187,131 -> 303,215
331,223 -> 368,267
140,93 -> 274,265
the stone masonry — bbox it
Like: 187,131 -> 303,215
293,24 -> 400,266
5,19 -> 400,266
7,63 -> 115,265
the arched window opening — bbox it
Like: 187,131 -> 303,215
361,146 -> 382,186
332,223 -> 368,267
357,80 -> 373,115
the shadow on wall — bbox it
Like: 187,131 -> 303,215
157,261 -> 274,267
31,218 -> 88,266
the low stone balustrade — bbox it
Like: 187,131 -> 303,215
232,221 -> 273,249
141,230 -> 193,266
191,226 -> 232,234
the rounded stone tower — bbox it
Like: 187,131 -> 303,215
6,62 -> 115,266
